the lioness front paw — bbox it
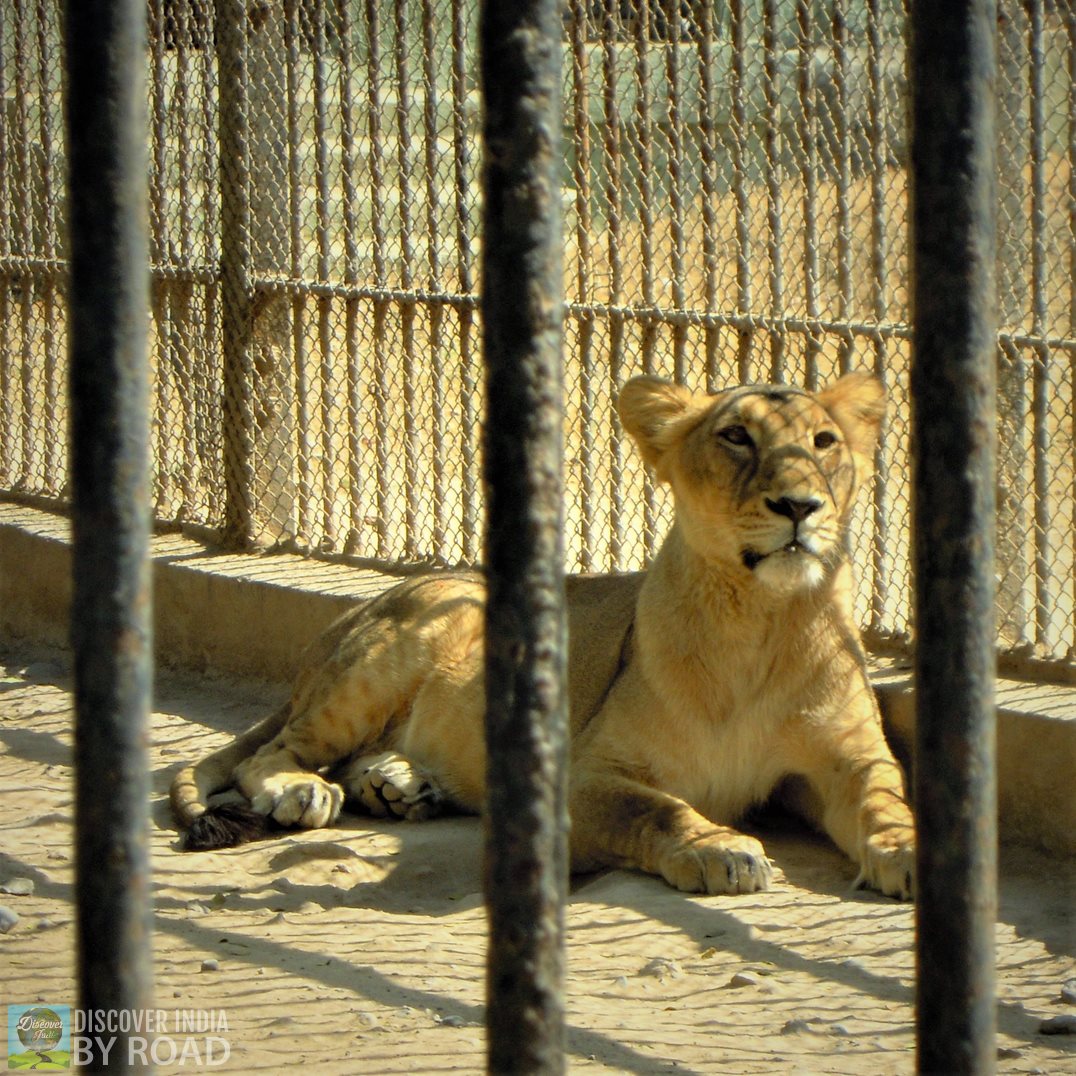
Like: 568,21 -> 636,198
659,835 -> 773,895
248,774 -> 345,830
856,828 -> 916,900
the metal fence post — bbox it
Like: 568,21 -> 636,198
479,0 -> 567,1072
216,0 -> 256,547
909,3 -> 998,1073
63,0 -> 154,1064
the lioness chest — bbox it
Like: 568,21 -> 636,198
581,636 -> 838,826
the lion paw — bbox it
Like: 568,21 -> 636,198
248,774 -> 344,830
856,829 -> 916,900
659,835 -> 773,895
341,751 -> 445,821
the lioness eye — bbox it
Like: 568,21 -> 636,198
718,425 -> 753,448
814,430 -> 838,450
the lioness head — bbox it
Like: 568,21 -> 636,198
618,372 -> 885,592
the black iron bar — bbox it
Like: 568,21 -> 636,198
63,0 -> 154,1066
479,0 -> 567,1071
909,2 -> 998,1073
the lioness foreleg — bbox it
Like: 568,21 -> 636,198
570,773 -> 774,895
797,717 -> 916,900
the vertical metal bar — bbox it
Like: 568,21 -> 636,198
996,3 -> 1030,648
796,0 -> 820,387
1028,0 -> 1051,648
664,0 -> 687,384
63,0 -> 153,1062
147,0 -> 168,513
633,0 -> 659,558
217,0 -> 255,547
451,0 -> 479,564
832,0 -> 854,373
0,0 -> 11,491
697,0 -> 720,389
14,0 -> 36,488
364,0 -> 391,557
422,0 -> 447,558
313,0 -> 339,551
198,6 -> 221,513
909,3 -> 998,1073
286,0 -> 313,546
480,0 -> 566,1070
170,1 -> 199,519
763,0 -> 786,383
731,0 -> 753,380
570,0 -> 596,571
338,0 -> 364,556
601,0 -> 625,566
394,0 -> 420,560
867,0 -> 890,635
35,0 -> 62,495
1068,5 -> 1076,633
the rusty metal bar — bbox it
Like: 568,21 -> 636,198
451,0 -> 479,565
1069,5 -> 1076,626
1028,0 -> 1051,649
797,0 -> 821,387
14,0 -> 36,490
601,0 -> 626,566
33,0 -> 61,496
286,0 -> 313,546
337,0 -> 364,556
364,0 -> 391,558
833,0 -> 854,373
632,0 -> 659,558
217,0 -> 255,547
570,0 -> 596,571
63,0 -> 154,1061
394,0 -> 420,561
697,0 -> 721,389
665,0 -> 688,384
314,0 -> 339,551
867,0 -> 890,635
147,2 -> 174,517
479,0 -> 567,1070
909,3 -> 998,1072
731,0 -> 753,380
763,0 -> 786,383
0,0 -> 11,492
421,0 -> 447,558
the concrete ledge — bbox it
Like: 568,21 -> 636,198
0,503 -> 406,682
3,502 -> 1073,856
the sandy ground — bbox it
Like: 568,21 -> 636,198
1,638 -> 1073,1075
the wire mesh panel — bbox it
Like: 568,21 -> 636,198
1,0 -> 1074,674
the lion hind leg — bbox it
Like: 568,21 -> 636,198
335,751 -> 446,822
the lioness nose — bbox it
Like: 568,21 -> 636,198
765,495 -> 822,523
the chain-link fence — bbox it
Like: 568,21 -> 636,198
1,0 -> 1074,676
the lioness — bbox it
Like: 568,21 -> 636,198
172,371 -> 916,899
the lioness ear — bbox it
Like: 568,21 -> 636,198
816,371 -> 886,460
617,376 -> 700,475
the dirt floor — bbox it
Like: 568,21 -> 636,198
1,638 -> 1073,1075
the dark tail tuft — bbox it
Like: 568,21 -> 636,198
182,803 -> 272,851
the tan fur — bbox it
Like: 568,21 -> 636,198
172,372 -> 915,899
